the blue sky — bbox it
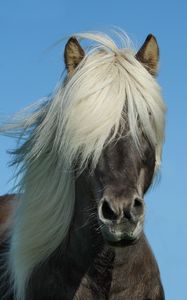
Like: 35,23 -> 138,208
0,1 -> 186,299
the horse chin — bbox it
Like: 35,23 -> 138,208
100,222 -> 143,245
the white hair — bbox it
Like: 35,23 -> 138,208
0,30 -> 166,299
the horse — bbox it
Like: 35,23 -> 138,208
0,30 -> 166,300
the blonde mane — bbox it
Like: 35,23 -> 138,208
1,31 -> 166,300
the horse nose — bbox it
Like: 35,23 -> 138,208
132,197 -> 144,217
100,199 -> 118,221
99,197 -> 144,223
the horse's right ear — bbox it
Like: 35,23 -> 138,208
135,34 -> 159,76
64,37 -> 85,76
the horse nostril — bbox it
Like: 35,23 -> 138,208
134,198 -> 143,208
133,198 -> 144,215
101,200 -> 117,221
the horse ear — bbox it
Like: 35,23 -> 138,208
135,34 -> 159,76
64,37 -> 85,75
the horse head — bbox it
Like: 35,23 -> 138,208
64,33 -> 162,244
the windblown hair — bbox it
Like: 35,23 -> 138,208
1,31 -> 166,300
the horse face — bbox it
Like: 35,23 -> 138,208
91,134 -> 155,243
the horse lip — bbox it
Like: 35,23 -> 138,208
101,223 -> 136,242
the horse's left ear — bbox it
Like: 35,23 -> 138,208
136,34 -> 159,76
64,37 -> 85,76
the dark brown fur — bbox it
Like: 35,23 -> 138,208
0,195 -> 15,241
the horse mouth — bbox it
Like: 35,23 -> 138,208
100,222 -> 143,243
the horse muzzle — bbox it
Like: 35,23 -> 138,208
98,196 -> 145,242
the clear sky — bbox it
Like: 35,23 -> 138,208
0,1 -> 186,299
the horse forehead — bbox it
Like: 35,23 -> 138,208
98,138 -> 140,173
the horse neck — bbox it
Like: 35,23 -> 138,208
66,174 -> 103,259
